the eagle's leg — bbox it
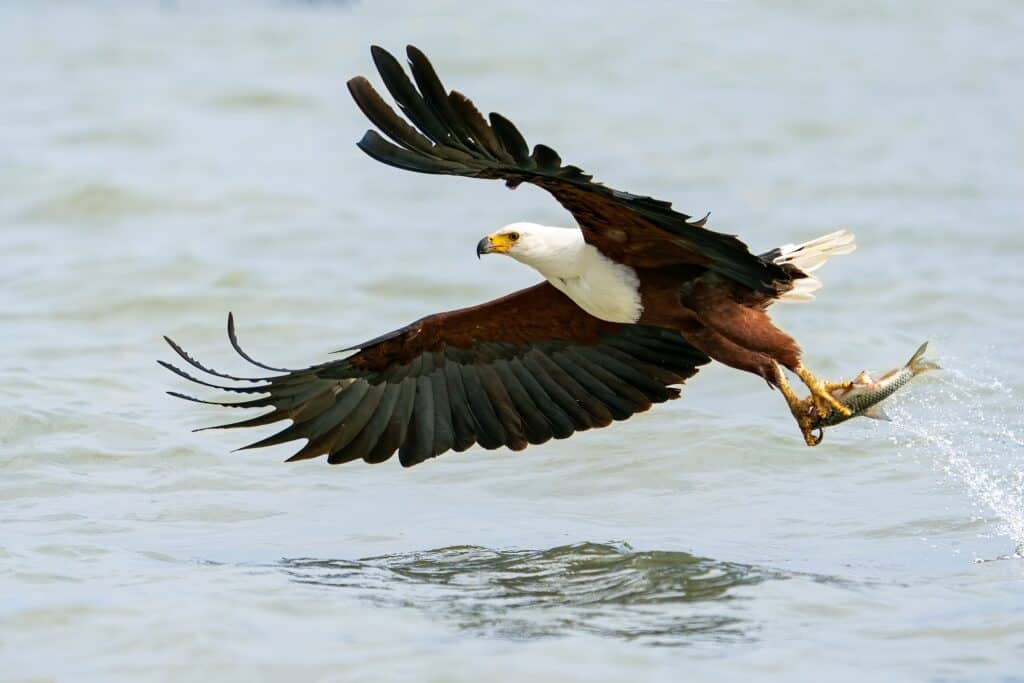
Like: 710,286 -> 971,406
775,365 -> 821,446
674,280 -> 853,421
795,365 -> 853,419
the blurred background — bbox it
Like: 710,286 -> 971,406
1,1 -> 1022,681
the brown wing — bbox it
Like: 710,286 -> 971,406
347,45 -> 795,295
162,283 -> 710,468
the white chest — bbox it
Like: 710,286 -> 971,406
546,246 -> 644,324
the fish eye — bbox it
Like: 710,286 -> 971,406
507,231 -> 520,241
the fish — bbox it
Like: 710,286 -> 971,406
808,342 -> 940,440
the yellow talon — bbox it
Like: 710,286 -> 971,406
796,365 -> 853,419
776,364 -> 825,447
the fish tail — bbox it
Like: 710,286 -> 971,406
906,342 -> 940,375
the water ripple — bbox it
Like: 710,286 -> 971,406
279,541 -> 791,645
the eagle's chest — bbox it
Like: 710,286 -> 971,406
547,250 -> 644,324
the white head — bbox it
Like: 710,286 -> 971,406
476,222 -> 585,279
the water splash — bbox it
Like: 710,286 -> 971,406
886,358 -> 1024,556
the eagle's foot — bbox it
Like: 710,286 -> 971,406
775,365 -> 825,447
796,365 -> 852,419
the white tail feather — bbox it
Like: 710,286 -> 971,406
773,229 -> 856,303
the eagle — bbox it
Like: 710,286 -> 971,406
163,45 -> 858,468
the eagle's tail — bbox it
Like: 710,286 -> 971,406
767,230 -> 856,303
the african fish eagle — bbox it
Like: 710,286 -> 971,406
162,45 -> 858,466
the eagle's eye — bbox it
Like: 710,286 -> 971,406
507,231 -> 520,241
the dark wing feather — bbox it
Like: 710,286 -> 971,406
347,45 -> 797,295
163,284 -> 709,467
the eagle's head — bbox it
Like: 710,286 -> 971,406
476,223 -> 584,278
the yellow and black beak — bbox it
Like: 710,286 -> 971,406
476,233 -> 514,258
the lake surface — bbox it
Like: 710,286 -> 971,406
2,1 -> 1022,680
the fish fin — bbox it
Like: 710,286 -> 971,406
853,370 -> 873,385
906,341 -> 941,375
862,405 -> 892,421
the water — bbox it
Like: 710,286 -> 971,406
891,366 -> 1024,554
2,1 -> 1023,680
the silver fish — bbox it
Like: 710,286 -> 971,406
809,342 -> 939,438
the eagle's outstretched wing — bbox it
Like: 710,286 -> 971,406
347,45 -> 795,295
163,284 -> 709,467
